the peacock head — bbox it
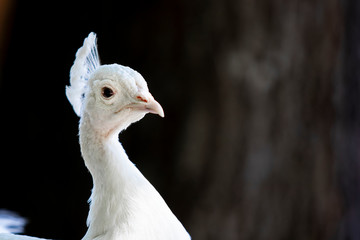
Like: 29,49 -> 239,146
84,64 -> 164,132
66,33 -> 164,135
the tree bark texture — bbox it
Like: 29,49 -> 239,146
174,0 -> 347,239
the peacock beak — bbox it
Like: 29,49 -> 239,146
127,94 -> 164,118
145,97 -> 164,117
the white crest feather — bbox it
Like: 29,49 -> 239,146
66,32 -> 100,116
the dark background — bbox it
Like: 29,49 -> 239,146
0,0 -> 359,239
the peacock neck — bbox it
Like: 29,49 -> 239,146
79,113 -> 124,180
79,113 -> 144,240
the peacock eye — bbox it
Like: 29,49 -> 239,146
101,86 -> 115,99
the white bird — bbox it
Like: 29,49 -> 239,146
68,32 -> 190,240
0,33 -> 190,240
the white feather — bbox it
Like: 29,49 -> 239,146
66,32 -> 100,116
0,234 -> 47,240
79,118 -> 190,240
0,210 -> 48,239
0,210 -> 27,234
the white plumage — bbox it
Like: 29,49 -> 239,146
66,32 -> 100,117
0,33 -> 190,240
0,210 -> 26,235
0,211 -> 46,239
72,32 -> 190,240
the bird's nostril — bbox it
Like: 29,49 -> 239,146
136,96 -> 148,103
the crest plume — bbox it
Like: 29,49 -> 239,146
66,32 -> 100,116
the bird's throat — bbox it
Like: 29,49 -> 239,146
79,114 -> 141,240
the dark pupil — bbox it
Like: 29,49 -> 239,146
102,87 -> 114,98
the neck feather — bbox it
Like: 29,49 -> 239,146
79,114 -> 145,239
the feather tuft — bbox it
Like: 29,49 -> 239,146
66,32 -> 100,116
0,210 -> 27,234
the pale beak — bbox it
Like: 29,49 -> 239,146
128,94 -> 165,117
145,98 -> 165,117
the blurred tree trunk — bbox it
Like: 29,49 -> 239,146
0,0 -> 14,79
176,0 -> 345,239
336,0 -> 360,239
